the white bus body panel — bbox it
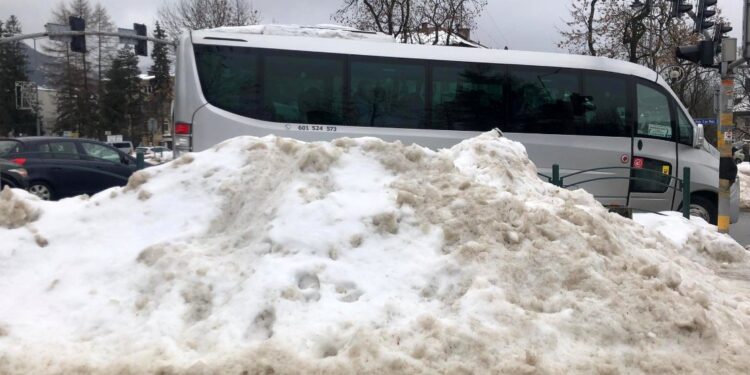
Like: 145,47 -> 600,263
175,29 -> 736,222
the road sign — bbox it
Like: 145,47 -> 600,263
15,81 -> 37,110
107,134 -> 123,143
118,28 -> 137,45
633,157 -> 644,169
44,23 -> 71,42
694,118 -> 718,126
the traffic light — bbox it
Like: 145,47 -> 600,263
714,22 -> 733,42
670,0 -> 692,18
676,40 -> 715,67
134,23 -> 147,57
695,0 -> 718,33
712,22 -> 734,60
69,16 -> 85,53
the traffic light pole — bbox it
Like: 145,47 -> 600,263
0,30 -> 175,46
717,66 -> 734,232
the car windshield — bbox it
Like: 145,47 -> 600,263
0,140 -> 21,157
113,143 -> 130,148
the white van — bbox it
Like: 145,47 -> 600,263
171,25 -> 740,224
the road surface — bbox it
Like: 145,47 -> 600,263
723,210 -> 750,283
729,210 -> 750,247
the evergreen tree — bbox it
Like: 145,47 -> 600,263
100,47 -> 144,142
148,22 -> 173,136
45,0 -> 116,138
0,15 -> 37,136
90,3 -> 116,93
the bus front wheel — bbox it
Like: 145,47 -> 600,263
689,195 -> 717,225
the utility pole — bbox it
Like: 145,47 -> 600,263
675,0 -> 746,232
718,47 -> 736,232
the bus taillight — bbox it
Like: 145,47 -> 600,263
175,122 -> 191,135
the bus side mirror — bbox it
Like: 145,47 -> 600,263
694,124 -> 704,149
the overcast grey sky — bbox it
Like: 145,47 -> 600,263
0,0 -> 745,53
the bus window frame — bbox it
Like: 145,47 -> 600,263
257,47 -> 348,124
191,42 -> 679,140
429,60 -> 508,132
347,54 -> 430,129
506,64 -> 583,136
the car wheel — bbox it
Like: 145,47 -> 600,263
1,179 -> 17,189
736,158 -> 743,165
28,182 -> 54,200
689,195 -> 717,225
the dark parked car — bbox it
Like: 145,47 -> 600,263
0,137 -> 138,200
0,158 -> 29,190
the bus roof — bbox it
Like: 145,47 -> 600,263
190,25 -> 661,84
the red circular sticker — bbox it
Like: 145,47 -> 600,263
620,154 -> 629,164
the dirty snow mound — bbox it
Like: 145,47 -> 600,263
0,187 -> 39,229
740,162 -> 750,209
634,212 -> 747,266
0,132 -> 749,374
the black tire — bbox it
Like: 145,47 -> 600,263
28,181 -> 54,201
689,195 -> 717,225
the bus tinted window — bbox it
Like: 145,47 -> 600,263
194,45 -> 259,117
636,84 -> 673,140
350,60 -> 426,128
580,74 -> 629,137
262,53 -> 344,125
508,68 -> 581,135
431,64 -> 504,131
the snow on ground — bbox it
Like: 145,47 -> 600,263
0,132 -> 749,374
633,212 -> 746,268
145,150 -> 175,165
210,24 -> 396,43
740,162 -> 750,209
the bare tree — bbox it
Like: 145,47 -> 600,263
333,0 -> 414,42
158,0 -> 262,40
558,0 -> 603,56
558,0 -> 731,122
413,0 -> 486,45
333,0 -> 486,45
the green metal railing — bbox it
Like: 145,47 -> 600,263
539,164 -> 692,219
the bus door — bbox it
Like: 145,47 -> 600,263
509,70 -> 632,208
628,82 -> 677,213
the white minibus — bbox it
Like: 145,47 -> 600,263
172,25 -> 739,224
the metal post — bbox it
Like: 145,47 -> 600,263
136,151 -> 144,170
552,164 -> 560,187
682,167 -> 691,220
717,66 -> 734,232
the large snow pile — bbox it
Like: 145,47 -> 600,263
1,132 -> 749,374
210,24 -> 396,43
740,162 -> 750,209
